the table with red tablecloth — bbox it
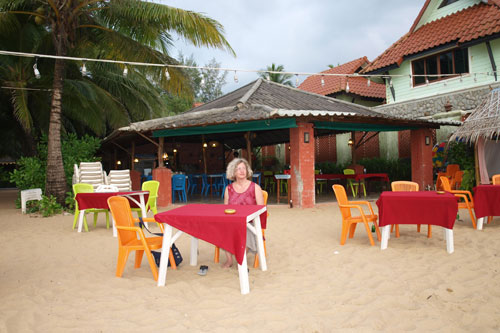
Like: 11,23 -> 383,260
75,191 -> 149,234
154,204 -> 267,294
473,185 -> 500,230
376,191 -> 458,253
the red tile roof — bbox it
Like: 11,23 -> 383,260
298,57 -> 386,99
363,2 -> 500,73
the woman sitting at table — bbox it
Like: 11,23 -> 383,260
222,158 -> 264,268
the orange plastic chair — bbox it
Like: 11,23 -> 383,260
390,181 -> 431,238
436,164 -> 460,190
451,170 -> 464,190
107,196 -> 176,281
332,184 -> 381,246
214,190 -> 269,268
488,174 -> 500,223
440,176 -> 476,229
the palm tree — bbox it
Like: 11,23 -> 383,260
259,63 -> 294,86
1,1 -> 234,203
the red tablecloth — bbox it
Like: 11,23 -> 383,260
355,173 -> 390,182
76,191 -> 148,210
315,174 -> 351,180
376,191 -> 458,229
154,204 -> 267,265
473,185 -> 500,219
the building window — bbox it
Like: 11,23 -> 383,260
412,48 -> 468,86
438,0 -> 459,9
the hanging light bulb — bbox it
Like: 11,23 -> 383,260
173,148 -> 178,153
33,58 -> 41,79
425,77 -> 429,85
265,72 -> 270,81
123,66 -> 128,76
164,67 -> 170,80
389,78 -> 393,87
321,76 -> 325,87
81,62 -> 87,76
117,160 -> 122,165
367,77 -> 371,87
134,158 -> 139,163
234,71 -> 238,83
295,74 -> 299,87
346,79 -> 350,93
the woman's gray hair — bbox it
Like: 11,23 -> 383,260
226,158 -> 253,181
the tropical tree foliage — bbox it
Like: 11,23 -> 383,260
259,63 -> 293,86
0,0 -> 234,203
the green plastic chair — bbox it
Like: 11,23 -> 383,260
343,169 -> 366,197
263,171 -> 275,193
72,183 -> 110,231
315,170 -> 327,194
132,180 -> 159,217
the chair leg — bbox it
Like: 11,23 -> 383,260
395,224 -> 400,238
169,249 -> 177,270
348,223 -> 357,239
93,212 -> 98,227
427,225 -> 432,238
105,211 -> 110,229
116,247 -> 130,277
361,182 -> 367,197
214,246 -> 220,263
467,206 -> 476,229
340,222 -> 350,245
374,222 -> 381,241
417,224 -> 421,233
253,231 -> 267,268
363,222 -> 375,246
143,249 -> 159,281
135,250 -> 144,268
73,209 -> 79,229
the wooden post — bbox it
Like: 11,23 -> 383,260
246,131 -> 252,168
131,141 -> 135,171
351,131 -> 357,165
158,137 -> 164,168
202,135 -> 208,174
113,148 -> 117,169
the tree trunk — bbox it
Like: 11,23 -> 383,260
45,57 -> 67,204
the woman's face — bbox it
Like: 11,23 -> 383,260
235,162 -> 247,180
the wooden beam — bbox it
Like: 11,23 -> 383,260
112,142 -> 130,155
157,137 -> 164,168
486,41 -> 498,81
202,135 -> 208,174
245,131 -> 252,168
135,131 -> 159,147
131,141 -> 135,171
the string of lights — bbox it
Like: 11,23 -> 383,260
0,49 -> 497,85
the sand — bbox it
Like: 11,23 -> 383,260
1,188 -> 499,332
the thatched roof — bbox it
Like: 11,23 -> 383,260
449,88 -> 500,143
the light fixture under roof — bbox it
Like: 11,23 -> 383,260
234,71 -> 238,83
33,58 -> 41,79
123,66 -> 128,76
81,62 -> 87,76
321,76 -> 325,87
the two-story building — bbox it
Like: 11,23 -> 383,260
362,0 -> 500,158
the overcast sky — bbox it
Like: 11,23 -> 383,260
159,0 -> 426,93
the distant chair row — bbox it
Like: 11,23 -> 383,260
73,162 -> 132,191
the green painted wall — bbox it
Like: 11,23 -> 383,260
336,133 -> 352,165
379,132 -> 399,160
335,93 -> 382,107
387,39 -> 500,104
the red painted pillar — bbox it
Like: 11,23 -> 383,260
153,167 -> 172,207
410,128 -> 433,190
290,122 -> 315,208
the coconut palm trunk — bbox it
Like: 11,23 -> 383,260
45,56 -> 67,202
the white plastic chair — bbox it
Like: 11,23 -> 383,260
108,170 -> 132,192
21,188 -> 42,213
79,162 -> 105,189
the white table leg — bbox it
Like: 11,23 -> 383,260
477,217 -> 484,230
190,237 -> 198,266
444,228 -> 454,254
237,253 -> 250,295
252,215 -> 267,271
380,225 -> 390,250
77,210 -> 85,233
157,225 -> 173,287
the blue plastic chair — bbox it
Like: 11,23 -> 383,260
220,174 -> 230,199
187,174 -> 199,195
252,173 -> 262,187
172,174 -> 187,203
201,174 -> 210,196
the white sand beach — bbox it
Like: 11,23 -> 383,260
1,188 -> 499,332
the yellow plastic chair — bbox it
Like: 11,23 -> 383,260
343,169 -> 366,197
214,191 -> 269,268
315,170 -> 327,194
332,184 -> 381,246
72,183 -> 110,231
107,196 -> 177,281
440,176 -> 476,229
131,180 -> 159,217
390,181 -> 431,238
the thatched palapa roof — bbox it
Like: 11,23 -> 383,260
449,88 -> 500,143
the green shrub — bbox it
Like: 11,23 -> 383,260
38,195 -> 63,217
446,141 -> 475,191
9,157 -> 46,191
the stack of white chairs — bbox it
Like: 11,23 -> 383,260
73,162 -> 106,190
106,169 -> 132,192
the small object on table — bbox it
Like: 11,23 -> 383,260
436,191 -> 446,194
224,208 -> 236,214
